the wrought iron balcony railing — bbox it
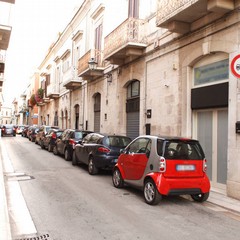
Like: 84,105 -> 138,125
156,0 -> 234,34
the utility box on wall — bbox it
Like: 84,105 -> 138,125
236,121 -> 240,133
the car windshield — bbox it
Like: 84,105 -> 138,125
159,140 -> 205,160
106,136 -> 131,148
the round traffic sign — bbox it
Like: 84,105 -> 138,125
231,54 -> 240,78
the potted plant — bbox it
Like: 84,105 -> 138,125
29,94 -> 36,107
35,88 -> 44,103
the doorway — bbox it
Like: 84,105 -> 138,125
193,108 -> 228,190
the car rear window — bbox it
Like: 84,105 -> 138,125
106,136 -> 131,148
56,131 -> 63,137
158,140 -> 205,160
74,131 -> 83,139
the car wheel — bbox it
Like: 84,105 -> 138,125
88,157 -> 98,175
48,144 -> 52,152
144,179 -> 162,205
41,141 -> 45,149
72,151 -> 77,166
112,168 -> 124,188
53,145 -> 58,155
191,192 -> 209,202
64,149 -> 71,161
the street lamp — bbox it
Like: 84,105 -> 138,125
88,57 -> 97,70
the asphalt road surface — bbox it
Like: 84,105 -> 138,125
1,135 -> 240,240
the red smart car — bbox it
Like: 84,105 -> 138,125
112,135 -> 210,205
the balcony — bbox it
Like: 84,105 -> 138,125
43,97 -> 50,103
47,84 -> 60,99
156,0 -> 234,34
1,1 -> 15,3
104,18 -> 147,65
0,75 -> 3,87
0,24 -> 12,50
78,49 -> 104,80
0,62 -> 4,73
62,67 -> 82,89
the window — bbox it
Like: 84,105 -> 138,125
128,138 -> 151,154
83,133 -> 92,143
164,140 -> 204,160
140,0 -> 156,18
106,136 -> 131,148
95,24 -> 103,64
157,139 -> 164,156
62,55 -> 70,73
127,81 -> 140,99
128,0 -> 139,18
89,133 -> 103,144
54,111 -> 58,126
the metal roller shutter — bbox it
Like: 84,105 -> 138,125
127,112 -> 139,140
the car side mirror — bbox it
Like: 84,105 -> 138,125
120,148 -> 128,154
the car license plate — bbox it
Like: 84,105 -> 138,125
176,164 -> 195,171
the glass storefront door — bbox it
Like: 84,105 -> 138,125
194,109 -> 228,190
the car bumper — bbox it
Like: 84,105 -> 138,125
148,173 -> 210,196
94,155 -> 118,170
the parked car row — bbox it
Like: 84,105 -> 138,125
23,128 -> 211,205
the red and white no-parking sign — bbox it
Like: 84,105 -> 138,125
231,54 -> 240,78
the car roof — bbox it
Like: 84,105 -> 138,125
88,132 -> 131,138
136,135 -> 198,142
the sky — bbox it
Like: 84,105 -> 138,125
3,0 -> 82,105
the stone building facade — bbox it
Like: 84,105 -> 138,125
31,0 -> 240,200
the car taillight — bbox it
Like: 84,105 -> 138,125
52,133 -> 57,139
159,157 -> 166,172
98,147 -> 110,153
69,139 -> 77,146
203,158 -> 207,172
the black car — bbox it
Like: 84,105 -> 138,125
1,124 -> 16,137
72,133 -> 132,175
53,129 -> 93,161
21,125 -> 29,137
41,129 -> 64,152
28,126 -> 40,142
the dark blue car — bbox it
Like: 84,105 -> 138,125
72,133 -> 132,175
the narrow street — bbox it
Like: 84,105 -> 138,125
1,135 -> 240,240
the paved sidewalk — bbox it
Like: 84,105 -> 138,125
0,139 -> 12,240
207,190 -> 240,214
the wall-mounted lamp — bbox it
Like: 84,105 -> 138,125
105,73 -> 112,83
88,57 -> 97,70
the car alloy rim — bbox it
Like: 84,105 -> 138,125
144,182 -> 155,202
113,170 -> 120,186
89,160 -> 93,172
